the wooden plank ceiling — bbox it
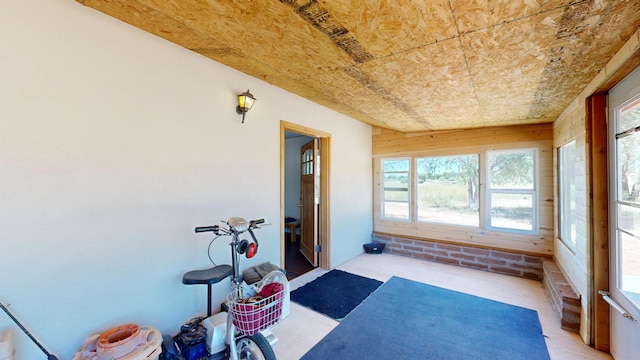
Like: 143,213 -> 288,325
77,0 -> 640,132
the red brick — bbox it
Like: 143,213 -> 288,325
386,242 -> 403,250
564,298 -> 581,309
462,247 -> 491,256
543,259 -> 561,273
460,261 -> 490,271
414,252 -> 435,261
426,250 -> 449,257
490,251 -> 524,261
373,234 -> 392,241
542,259 -> 581,334
477,257 -> 507,266
435,256 -> 460,265
511,263 -> 542,271
436,243 -> 462,252
545,270 -> 570,286
417,241 -> 436,248
561,322 -> 580,332
403,245 -> 425,252
395,238 -> 415,244
370,236 -> 545,282
489,266 -> 521,277
524,256 -> 543,265
450,253 -> 476,261
522,271 -> 542,281
557,283 -> 579,300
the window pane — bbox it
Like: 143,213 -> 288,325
559,141 -> 576,245
616,97 -> 640,308
618,132 -> 640,205
416,155 -> 479,226
383,159 -> 409,172
382,158 -> 410,220
619,203 -> 640,235
384,174 -> 408,201
490,193 -> 533,231
302,149 -> 313,175
489,150 -> 534,189
619,232 -> 640,300
383,202 -> 409,221
618,97 -> 640,133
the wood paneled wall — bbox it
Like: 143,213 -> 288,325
372,123 -> 554,256
552,29 -> 640,346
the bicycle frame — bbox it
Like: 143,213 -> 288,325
226,219 -> 255,360
194,217 -> 274,360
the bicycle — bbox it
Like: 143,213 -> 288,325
171,217 -> 284,360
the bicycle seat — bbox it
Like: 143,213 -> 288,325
182,265 -> 233,285
183,265 -> 233,317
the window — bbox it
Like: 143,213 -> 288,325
416,155 -> 479,226
302,148 -> 313,175
487,149 -> 538,233
382,158 -> 410,221
379,148 -> 539,234
614,96 -> 640,297
558,140 -> 576,247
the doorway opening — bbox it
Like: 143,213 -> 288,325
280,121 -> 331,280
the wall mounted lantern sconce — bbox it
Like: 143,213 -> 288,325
236,89 -> 256,124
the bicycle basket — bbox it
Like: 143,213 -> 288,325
227,282 -> 285,336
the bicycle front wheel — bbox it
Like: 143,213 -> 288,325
236,333 -> 276,360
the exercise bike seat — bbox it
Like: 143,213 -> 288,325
182,265 -> 233,286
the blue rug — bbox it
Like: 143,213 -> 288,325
302,276 -> 551,360
290,269 -> 383,320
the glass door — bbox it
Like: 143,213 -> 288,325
608,67 -> 640,360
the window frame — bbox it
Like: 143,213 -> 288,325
380,157 -> 411,221
377,147 -> 540,235
485,148 -> 539,235
558,140 -> 577,249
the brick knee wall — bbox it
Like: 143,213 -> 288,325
542,260 -> 581,333
372,233 -> 543,281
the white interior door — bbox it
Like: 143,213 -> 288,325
607,67 -> 640,360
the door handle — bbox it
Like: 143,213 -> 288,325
297,203 -> 302,207
599,290 -> 637,323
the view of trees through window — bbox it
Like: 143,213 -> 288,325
381,149 -> 538,233
417,155 -> 479,226
618,103 -> 640,203
488,149 -> 536,232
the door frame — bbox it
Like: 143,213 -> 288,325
280,120 -> 331,270
587,93 -> 610,351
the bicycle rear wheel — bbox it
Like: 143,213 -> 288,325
236,333 -> 275,360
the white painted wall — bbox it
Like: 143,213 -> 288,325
0,1 -> 372,358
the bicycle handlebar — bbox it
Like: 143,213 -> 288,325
195,225 -> 219,233
195,218 -> 266,234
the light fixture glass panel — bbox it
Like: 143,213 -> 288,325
238,90 -> 256,111
243,96 -> 255,110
